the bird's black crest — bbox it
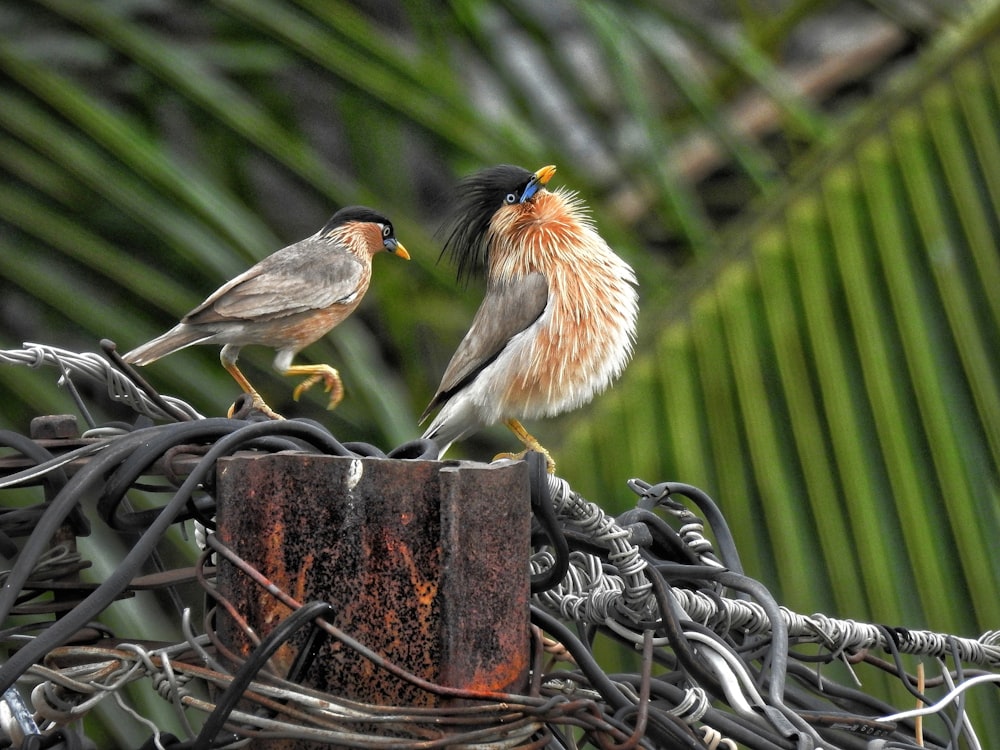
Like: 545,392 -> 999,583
322,206 -> 392,235
440,165 -> 535,284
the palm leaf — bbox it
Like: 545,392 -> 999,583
560,4 -> 1000,736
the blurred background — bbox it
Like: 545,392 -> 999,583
3,0 -> 1000,744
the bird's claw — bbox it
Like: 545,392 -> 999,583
291,367 -> 344,410
492,449 -> 556,474
501,419 -> 556,472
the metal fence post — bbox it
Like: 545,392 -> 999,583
215,453 -> 531,747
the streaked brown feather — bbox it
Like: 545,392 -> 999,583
439,165 -> 536,284
423,184 -> 637,430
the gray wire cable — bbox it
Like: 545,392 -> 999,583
1,343 -> 203,421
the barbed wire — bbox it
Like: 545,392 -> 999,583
532,478 -> 1000,670
0,342 -> 203,422
2,344 -> 999,748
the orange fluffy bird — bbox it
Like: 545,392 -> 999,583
420,164 -> 638,471
124,206 -> 409,419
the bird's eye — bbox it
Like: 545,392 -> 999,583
504,192 -> 518,205
381,224 -> 392,238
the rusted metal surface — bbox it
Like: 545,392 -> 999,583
436,463 -> 533,698
29,414 -> 79,440
0,429 -> 203,483
215,454 -> 530,748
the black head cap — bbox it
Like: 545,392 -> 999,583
322,206 -> 394,236
440,165 -> 536,284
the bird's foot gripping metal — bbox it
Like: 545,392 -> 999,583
286,364 -> 344,410
228,392 -> 284,420
499,419 -> 556,473
493,449 -> 556,474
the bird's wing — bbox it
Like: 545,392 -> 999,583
422,272 -> 548,419
183,241 -> 366,325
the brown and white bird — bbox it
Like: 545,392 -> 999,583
420,165 -> 638,471
125,206 -> 409,419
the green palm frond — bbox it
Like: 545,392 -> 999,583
562,0 -> 1000,638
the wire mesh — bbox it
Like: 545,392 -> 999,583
1,343 -> 999,749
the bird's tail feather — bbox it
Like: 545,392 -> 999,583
123,325 -> 209,365
421,410 -> 474,460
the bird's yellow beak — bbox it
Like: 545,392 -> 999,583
520,165 -> 557,204
534,165 -> 557,185
391,241 -> 410,260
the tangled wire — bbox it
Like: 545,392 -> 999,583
2,343 -> 1000,749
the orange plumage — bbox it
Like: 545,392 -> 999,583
421,165 -> 638,470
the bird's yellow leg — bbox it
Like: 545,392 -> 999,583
284,364 -> 343,410
222,359 -> 283,420
494,418 -> 556,473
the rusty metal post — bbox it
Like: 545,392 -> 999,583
214,454 -> 531,748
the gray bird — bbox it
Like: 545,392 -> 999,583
125,206 -> 409,418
